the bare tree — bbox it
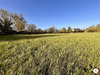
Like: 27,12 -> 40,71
45,26 -> 55,33
27,24 -> 36,32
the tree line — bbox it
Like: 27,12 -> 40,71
0,9 -> 100,35
86,25 -> 100,32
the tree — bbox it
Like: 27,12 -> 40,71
27,24 -> 36,32
96,24 -> 100,32
80,29 -> 85,32
12,13 -> 27,31
68,26 -> 72,32
0,9 -> 13,34
37,28 -> 43,33
60,27 -> 66,33
54,28 -> 59,33
87,25 -> 96,32
45,26 -> 55,33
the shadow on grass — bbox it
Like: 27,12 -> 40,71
0,34 -> 60,41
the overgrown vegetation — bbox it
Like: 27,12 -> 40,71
0,33 -> 100,75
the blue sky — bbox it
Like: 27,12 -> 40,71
0,0 -> 100,30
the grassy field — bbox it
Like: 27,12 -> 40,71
0,33 -> 100,75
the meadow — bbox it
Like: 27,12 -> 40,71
0,33 -> 100,75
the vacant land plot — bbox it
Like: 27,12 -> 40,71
0,33 -> 100,75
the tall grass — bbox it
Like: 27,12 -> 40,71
0,33 -> 100,75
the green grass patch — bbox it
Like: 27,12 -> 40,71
0,33 -> 100,75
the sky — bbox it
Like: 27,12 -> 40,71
0,0 -> 100,30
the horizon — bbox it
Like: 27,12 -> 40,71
0,0 -> 100,30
